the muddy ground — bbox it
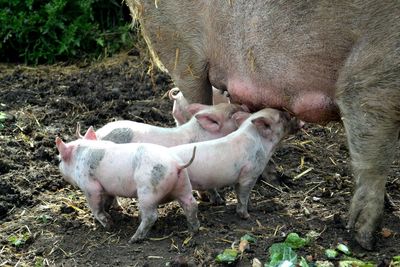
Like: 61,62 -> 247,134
0,44 -> 399,266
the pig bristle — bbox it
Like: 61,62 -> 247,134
155,26 -> 161,40
174,48 -> 180,70
185,64 -> 200,79
247,49 -> 255,72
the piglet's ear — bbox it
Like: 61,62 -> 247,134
232,111 -> 251,127
83,126 -> 97,140
195,113 -> 221,132
55,137 -> 65,152
251,117 -> 273,138
56,137 -> 72,161
187,103 -> 209,116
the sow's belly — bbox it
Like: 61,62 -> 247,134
225,77 -> 341,124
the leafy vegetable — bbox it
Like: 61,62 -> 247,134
215,248 -> 238,264
0,112 -> 6,121
285,233 -> 308,249
299,257 -> 310,267
265,243 -> 297,267
338,257 -> 374,267
392,256 -> 400,267
325,249 -> 338,259
241,233 -> 257,243
336,243 -> 351,255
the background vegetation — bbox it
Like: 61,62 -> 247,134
0,0 -> 135,65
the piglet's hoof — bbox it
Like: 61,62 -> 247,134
210,195 -> 225,206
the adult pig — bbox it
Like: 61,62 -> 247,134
56,127 -> 199,243
126,0 -> 400,249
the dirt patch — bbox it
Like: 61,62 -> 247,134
0,45 -> 399,266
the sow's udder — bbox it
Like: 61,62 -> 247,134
225,78 -> 340,124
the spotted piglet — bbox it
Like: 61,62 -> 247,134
90,103 -> 242,205
93,103 -> 242,147
169,108 -> 301,218
56,127 -> 199,243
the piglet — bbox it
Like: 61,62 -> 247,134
169,108 -> 301,218
168,87 -> 230,126
56,127 -> 199,243
78,103 -> 243,205
94,103 -> 243,147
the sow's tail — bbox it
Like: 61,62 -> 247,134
178,146 -> 196,170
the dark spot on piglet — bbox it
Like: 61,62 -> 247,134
132,146 -> 145,172
255,149 -> 264,162
151,164 -> 167,191
102,128 -> 134,144
87,148 -> 105,175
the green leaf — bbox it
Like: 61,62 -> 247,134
0,112 -> 6,120
37,214 -> 52,224
96,37 -> 104,47
392,256 -> 400,267
336,243 -> 351,255
265,243 -> 297,267
8,232 -> 30,247
215,248 -> 238,264
284,233 -> 308,249
35,256 -> 44,267
240,233 -> 257,243
299,257 -> 309,267
338,257 -> 374,267
315,261 -> 334,267
325,249 -> 338,259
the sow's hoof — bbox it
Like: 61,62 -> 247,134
128,236 -> 144,244
355,230 -> 375,251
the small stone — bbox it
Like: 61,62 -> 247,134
381,228 -> 393,238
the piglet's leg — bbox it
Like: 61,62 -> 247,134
235,178 -> 258,219
173,171 -> 200,231
84,181 -> 113,229
176,194 -> 200,232
207,189 -> 225,205
196,189 -> 225,205
129,188 -> 159,243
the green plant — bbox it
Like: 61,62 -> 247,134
0,0 -> 135,64
8,232 -> 31,248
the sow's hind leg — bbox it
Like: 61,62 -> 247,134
336,37 -> 400,250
